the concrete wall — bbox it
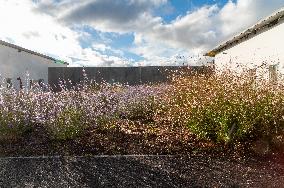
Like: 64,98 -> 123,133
215,19 -> 284,79
0,44 -> 66,89
48,66 -> 211,90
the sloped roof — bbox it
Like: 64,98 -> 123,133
0,40 -> 68,65
205,7 -> 284,57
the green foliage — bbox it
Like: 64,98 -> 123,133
165,71 -> 284,148
49,108 -> 85,140
1,68 -> 284,154
123,96 -> 158,122
0,111 -> 33,140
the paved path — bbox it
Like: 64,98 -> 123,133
0,155 -> 283,187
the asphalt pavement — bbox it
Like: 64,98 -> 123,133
0,155 -> 283,187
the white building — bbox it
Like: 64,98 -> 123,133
0,40 -> 67,89
205,7 -> 284,80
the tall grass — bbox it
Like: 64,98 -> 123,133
0,68 -> 284,153
0,77 -> 166,140
162,69 -> 284,150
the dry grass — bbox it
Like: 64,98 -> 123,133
1,67 -> 284,156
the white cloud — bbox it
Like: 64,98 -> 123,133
0,0 -> 78,62
146,5 -> 219,51
130,0 -> 284,64
217,0 -> 284,39
35,0 -> 166,34
0,0 -> 129,66
1,0 -> 284,67
43,0 -> 284,65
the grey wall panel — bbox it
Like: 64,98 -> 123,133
48,66 -> 212,91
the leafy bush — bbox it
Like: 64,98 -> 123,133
163,70 -> 284,149
0,80 -> 166,141
49,107 -> 85,140
1,68 -> 284,153
0,91 -> 35,140
0,111 -> 32,140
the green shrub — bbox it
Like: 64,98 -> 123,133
123,96 -> 158,122
49,108 -> 85,140
0,111 -> 33,140
164,71 -> 284,148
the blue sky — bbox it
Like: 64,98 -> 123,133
163,0 -> 227,22
0,0 -> 284,66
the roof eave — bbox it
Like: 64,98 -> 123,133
0,39 -> 68,65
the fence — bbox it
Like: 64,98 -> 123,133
48,66 -> 212,91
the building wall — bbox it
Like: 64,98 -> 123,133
0,44 -> 66,89
215,21 -> 284,79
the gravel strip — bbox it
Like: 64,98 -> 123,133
0,155 -> 283,187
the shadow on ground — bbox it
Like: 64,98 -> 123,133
0,155 -> 284,187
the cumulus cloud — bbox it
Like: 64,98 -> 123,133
131,33 -> 213,66
141,0 -> 284,54
35,0 -> 284,56
133,0 -> 284,65
146,5 -> 219,52
63,0 -> 160,24
218,0 -> 284,40
0,0 -> 131,66
2,0 -> 284,66
35,0 -> 166,33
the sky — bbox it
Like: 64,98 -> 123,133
0,0 -> 284,67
